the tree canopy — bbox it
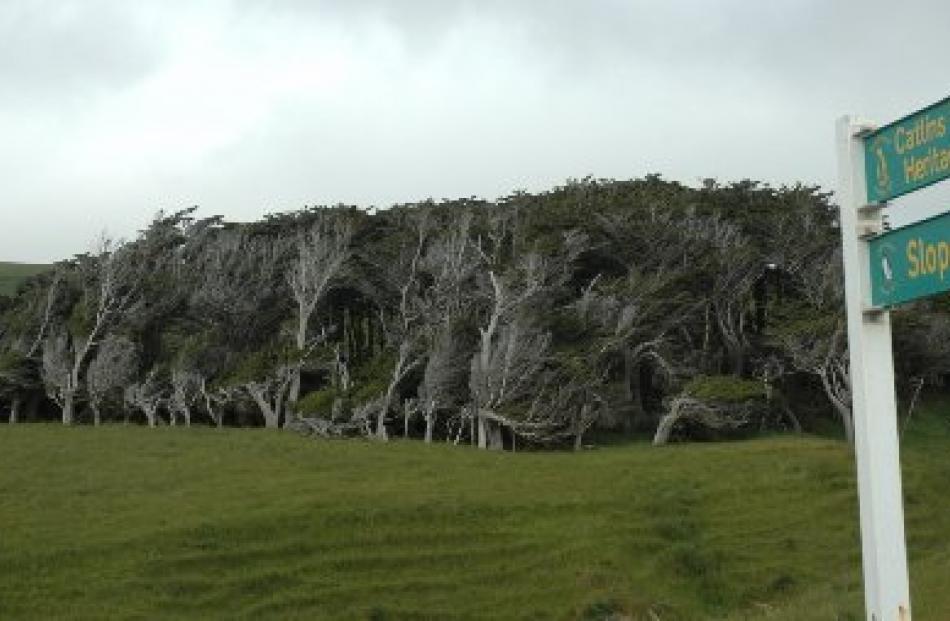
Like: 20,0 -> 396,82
2,177 -> 945,448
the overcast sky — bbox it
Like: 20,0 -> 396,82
2,0 -> 949,262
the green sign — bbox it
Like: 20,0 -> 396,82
870,210 -> 950,307
863,96 -> 950,203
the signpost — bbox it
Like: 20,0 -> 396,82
838,116 -> 910,621
839,95 -> 950,620
863,96 -> 950,203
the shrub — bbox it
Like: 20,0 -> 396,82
683,375 -> 767,403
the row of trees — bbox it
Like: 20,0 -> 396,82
3,176 -> 949,447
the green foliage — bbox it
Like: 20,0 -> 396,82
350,352 -> 395,401
0,174 -> 933,441
223,343 -> 297,387
296,388 -> 338,416
0,349 -> 37,394
684,375 -> 767,403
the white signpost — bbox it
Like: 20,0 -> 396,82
836,116 -> 912,620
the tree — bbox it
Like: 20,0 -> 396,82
468,223 -> 572,448
770,250 -> 854,443
86,335 -> 138,425
372,214 -> 430,440
470,317 -> 551,449
285,213 -> 352,418
42,238 -> 142,424
168,369 -> 201,427
0,350 -> 37,424
124,369 -> 165,428
413,211 -> 480,443
187,229 -> 287,427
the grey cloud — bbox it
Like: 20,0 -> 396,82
233,0 -> 950,95
3,0 -> 950,262
0,1 -> 161,106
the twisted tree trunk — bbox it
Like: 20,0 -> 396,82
652,412 -> 679,446
248,386 -> 281,429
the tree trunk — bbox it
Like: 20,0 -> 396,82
623,348 -> 634,402
248,386 -> 280,429
144,406 -> 158,428
377,349 -> 410,440
288,368 -> 302,407
202,390 -> 222,428
574,405 -> 587,451
424,402 -> 435,444
477,414 -> 487,449
652,412 -> 680,446
832,399 -> 854,445
782,403 -> 802,434
261,405 -> 279,429
289,304 -> 309,411
182,406 -> 191,427
62,390 -> 76,425
486,420 -> 504,451
376,385 -> 395,441
819,371 -> 854,445
91,402 -> 101,426
9,397 -> 20,424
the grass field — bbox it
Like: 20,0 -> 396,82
1,405 -> 950,620
0,262 -> 49,297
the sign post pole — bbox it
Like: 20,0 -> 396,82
836,115 -> 911,621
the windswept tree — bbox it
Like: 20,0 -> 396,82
371,213 -> 431,440
168,368 -> 202,427
187,229 -> 287,427
285,212 -> 352,416
770,249 -> 853,443
41,238 -> 144,424
469,316 -> 551,449
86,335 -> 138,425
414,213 -> 480,442
124,369 -> 165,428
467,210 -> 582,448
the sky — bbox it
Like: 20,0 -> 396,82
2,0 -> 950,262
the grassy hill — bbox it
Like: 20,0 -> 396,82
2,406 -> 950,619
0,261 -> 49,297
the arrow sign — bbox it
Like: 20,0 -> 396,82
870,210 -> 950,307
864,96 -> 950,203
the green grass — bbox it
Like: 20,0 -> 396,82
0,262 -> 49,297
1,405 -> 950,620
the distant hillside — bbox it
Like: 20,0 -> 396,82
0,262 -> 49,297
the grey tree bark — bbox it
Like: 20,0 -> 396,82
42,238 -> 142,425
124,370 -> 165,428
286,216 -> 352,417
